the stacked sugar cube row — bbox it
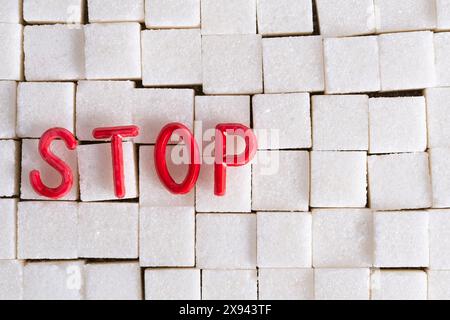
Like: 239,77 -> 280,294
2,0 -> 450,300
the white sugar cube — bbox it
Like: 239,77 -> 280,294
75,81 -> 135,141
201,0 -> 256,35
258,269 -> 314,300
262,36 -> 324,94
316,0 -> 375,37
257,212 -> 312,268
369,97 -> 427,154
430,149 -> 450,208
313,209 -> 373,268
141,29 -> 201,86
17,82 -> 75,138
371,270 -> 427,300
0,0 -> 21,23
0,260 -> 23,300
429,210 -> 450,269
0,81 -> 17,138
311,151 -> 367,208
257,0 -> 313,36
378,31 -> 435,91
253,93 -> 311,150
196,214 -> 256,269
88,0 -> 144,23
18,202 -> 78,260
314,269 -> 370,300
374,211 -> 429,268
23,0 -> 84,24
202,270 -> 257,300
324,36 -> 380,94
77,142 -> 138,201
139,146 -> 194,207
23,261 -> 85,300
145,0 -> 199,29
428,271 -> 450,299
252,151 -> 310,211
426,88 -> 450,148
140,207 -> 195,267
85,263 -> 142,300
0,140 -> 19,197
145,269 -> 200,300
21,139 -> 79,201
312,95 -> 369,151
437,0 -> 450,30
202,35 -> 263,95
85,23 -> 141,80
368,153 -> 432,210
78,203 -> 138,259
0,199 -> 17,260
434,32 -> 450,87
374,0 -> 436,33
24,25 -> 85,81
0,24 -> 23,80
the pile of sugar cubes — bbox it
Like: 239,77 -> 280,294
4,0 -> 450,301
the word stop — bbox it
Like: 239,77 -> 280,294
30,124 -> 258,200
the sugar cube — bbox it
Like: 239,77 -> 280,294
145,0 -> 200,29
262,36 -> 324,94
77,142 -> 138,201
24,25 -> 85,81
314,269 -> 370,300
195,95 -> 251,213
324,36 -> 380,94
141,29 -> 201,86
258,269 -> 314,300
437,0 -> 450,30
429,210 -> 450,269
310,151 -> 367,208
434,32 -> 450,87
78,203 -> 138,259
368,97 -> 427,154
0,199 -> 17,260
196,214 -> 256,269
371,270 -> 427,300
85,263 -> 142,300
378,31 -> 435,91
23,0 -> 84,24
312,95 -> 369,151
17,82 -> 75,138
428,271 -> 450,300
201,0 -> 256,35
88,0 -> 144,23
145,269 -> 200,300
368,153 -> 432,210
85,23 -> 141,80
257,0 -> 313,36
374,211 -> 429,268
426,88 -> 450,148
202,35 -> 263,95
139,146 -> 194,207
140,207 -> 195,267
0,24 -> 23,80
316,0 -> 376,37
0,0 -> 21,23
18,202 -> 78,260
0,140 -> 19,197
0,260 -> 23,300
252,93 -> 311,150
0,81 -> 17,138
252,151 -> 310,212
23,261 -> 84,300
374,0 -> 437,33
257,212 -> 312,268
313,209 -> 373,268
75,81 -> 135,141
430,149 -> 450,208
202,270 -> 257,300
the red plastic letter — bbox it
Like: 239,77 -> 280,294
214,123 -> 257,196
30,128 -> 78,199
92,125 -> 139,199
154,123 -> 200,194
